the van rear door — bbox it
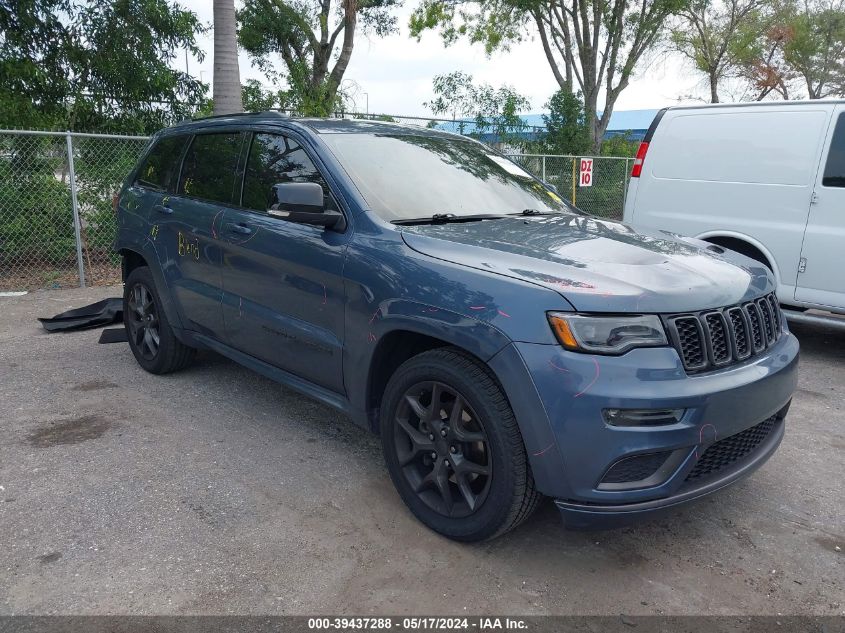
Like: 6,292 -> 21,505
795,106 -> 845,310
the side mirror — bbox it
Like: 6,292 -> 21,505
269,182 -> 346,231
544,182 -> 559,195
272,182 -> 324,213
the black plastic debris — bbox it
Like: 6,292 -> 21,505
38,298 -> 123,332
98,328 -> 128,344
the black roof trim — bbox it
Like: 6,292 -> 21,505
643,108 -> 668,143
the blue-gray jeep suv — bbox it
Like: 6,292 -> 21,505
115,113 -> 798,541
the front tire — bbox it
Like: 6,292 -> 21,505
380,348 -> 541,541
123,266 -> 195,374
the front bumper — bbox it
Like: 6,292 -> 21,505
488,330 -> 799,529
554,404 -> 787,529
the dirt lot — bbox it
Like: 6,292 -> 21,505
0,286 -> 842,615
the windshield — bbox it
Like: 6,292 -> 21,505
320,133 -> 574,221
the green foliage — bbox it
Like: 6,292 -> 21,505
670,0 -> 764,102
600,133 -> 639,157
426,72 -> 532,147
238,0 -> 400,116
411,0 -> 686,151
0,137 -> 75,269
0,0 -> 207,133
783,1 -> 845,98
541,90 -> 591,155
679,0 -> 845,101
426,72 -> 477,120
242,78 -> 280,112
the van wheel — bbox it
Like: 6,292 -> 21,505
123,267 -> 195,374
380,348 -> 541,541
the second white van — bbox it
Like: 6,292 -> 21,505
624,100 -> 845,329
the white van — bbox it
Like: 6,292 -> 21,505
623,100 -> 845,329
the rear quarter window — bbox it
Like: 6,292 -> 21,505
650,110 -> 828,186
134,135 -> 187,191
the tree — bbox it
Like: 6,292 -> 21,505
426,71 -> 477,121
0,0 -> 206,132
241,78 -> 281,111
670,0 -> 763,103
238,0 -> 400,116
411,0 -> 686,151
541,89 -> 591,155
425,72 -> 532,146
731,4 -> 795,100
213,0 -> 244,115
783,0 -> 845,98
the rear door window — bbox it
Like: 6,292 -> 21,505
822,114 -> 845,188
178,132 -> 244,204
241,133 -> 335,212
134,135 -> 187,192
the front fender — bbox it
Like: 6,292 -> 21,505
341,231 -> 572,425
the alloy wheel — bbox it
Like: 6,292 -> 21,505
393,381 -> 492,518
127,283 -> 160,360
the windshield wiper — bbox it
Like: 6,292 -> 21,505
513,209 -> 562,216
392,213 -> 507,226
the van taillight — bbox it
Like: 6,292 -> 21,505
631,142 -> 649,177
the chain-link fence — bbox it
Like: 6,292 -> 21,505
507,154 -> 633,220
0,129 -> 633,291
0,130 -> 150,290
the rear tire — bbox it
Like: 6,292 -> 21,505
123,266 -> 195,374
380,347 -> 541,541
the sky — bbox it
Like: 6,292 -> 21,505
182,1 -> 705,117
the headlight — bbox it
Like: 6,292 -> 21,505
547,313 -> 668,354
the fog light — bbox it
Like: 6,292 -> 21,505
603,408 -> 685,427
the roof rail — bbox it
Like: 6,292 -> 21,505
191,110 -> 288,122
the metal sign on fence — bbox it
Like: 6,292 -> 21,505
579,158 -> 593,187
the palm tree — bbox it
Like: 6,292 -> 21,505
213,0 -> 243,115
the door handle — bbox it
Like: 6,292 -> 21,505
153,204 -> 173,215
226,222 -> 254,235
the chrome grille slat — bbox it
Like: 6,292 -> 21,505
666,293 -> 781,373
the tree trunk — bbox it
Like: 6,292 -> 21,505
709,72 -> 720,103
326,0 -> 358,105
213,0 -> 243,115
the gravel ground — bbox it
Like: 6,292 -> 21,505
0,286 -> 842,615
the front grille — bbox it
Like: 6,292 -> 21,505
666,293 -> 782,373
685,416 -> 778,482
600,451 -> 672,484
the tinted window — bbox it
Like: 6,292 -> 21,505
241,133 -> 333,212
320,134 -> 571,221
135,135 -> 187,191
178,133 -> 243,204
822,114 -> 845,188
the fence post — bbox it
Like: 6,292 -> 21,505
541,155 -> 546,182
571,157 -> 577,207
66,131 -> 86,288
622,158 -> 631,213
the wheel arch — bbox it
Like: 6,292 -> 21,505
365,328 -> 510,435
119,247 -> 185,332
120,248 -> 148,281
696,231 -> 780,282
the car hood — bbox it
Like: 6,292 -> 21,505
400,214 -> 773,313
